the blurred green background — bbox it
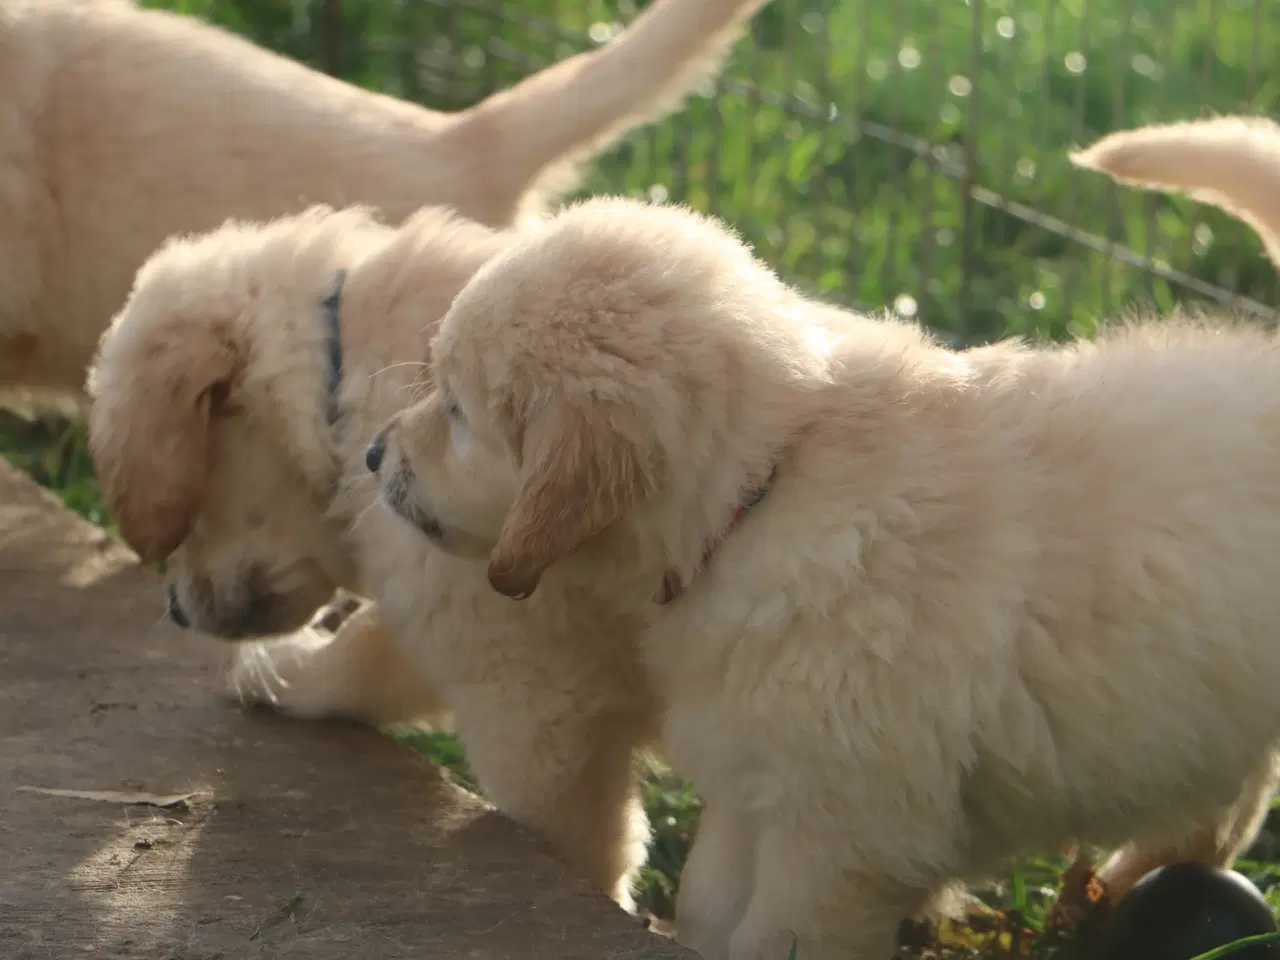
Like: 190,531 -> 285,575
5,0 -> 1280,940
144,0 -> 1280,345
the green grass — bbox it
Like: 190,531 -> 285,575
5,0 -> 1280,952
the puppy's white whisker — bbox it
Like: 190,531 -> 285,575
348,499 -> 384,534
369,362 -> 430,381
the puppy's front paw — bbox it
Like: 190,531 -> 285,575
310,591 -> 365,634
227,629 -> 351,721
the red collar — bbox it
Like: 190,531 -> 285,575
656,465 -> 778,605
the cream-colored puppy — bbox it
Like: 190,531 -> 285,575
1,0 -> 766,411
88,204 -> 660,909
377,196 -> 1280,960
1072,115 -> 1280,270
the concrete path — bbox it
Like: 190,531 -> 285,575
0,461 -> 689,959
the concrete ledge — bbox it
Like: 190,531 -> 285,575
0,461 -> 689,959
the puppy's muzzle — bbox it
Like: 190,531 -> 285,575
167,568 -> 312,641
371,434 -> 445,543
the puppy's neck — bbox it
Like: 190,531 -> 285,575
654,462 -> 779,604
592,309 -> 931,607
569,377 -> 811,612
647,446 -> 795,606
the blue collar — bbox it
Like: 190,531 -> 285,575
321,269 -> 346,425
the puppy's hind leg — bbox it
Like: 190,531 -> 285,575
726,822 -> 934,960
228,602 -> 447,729
1093,750 -> 1280,904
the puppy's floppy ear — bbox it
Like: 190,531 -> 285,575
88,319 -> 241,564
488,394 -> 652,599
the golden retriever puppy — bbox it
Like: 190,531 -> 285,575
87,203 -> 658,910
1072,115 -> 1280,270
1,0 -> 767,412
375,196 -> 1280,960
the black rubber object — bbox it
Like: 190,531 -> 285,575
1098,862 -> 1280,960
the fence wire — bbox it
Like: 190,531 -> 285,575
195,0 -> 1279,344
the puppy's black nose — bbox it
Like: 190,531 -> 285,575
365,434 -> 386,474
166,585 -> 190,629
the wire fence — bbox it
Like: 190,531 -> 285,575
187,0 -> 1279,345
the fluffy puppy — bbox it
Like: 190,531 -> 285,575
1,0 -> 767,411
1072,115 -> 1280,270
377,196 -> 1280,960
87,204 -> 658,910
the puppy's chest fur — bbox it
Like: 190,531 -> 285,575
346,487 -> 657,721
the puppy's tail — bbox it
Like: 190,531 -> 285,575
1071,116 -> 1280,270
458,0 -> 770,212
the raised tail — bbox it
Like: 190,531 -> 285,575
1071,116 -> 1280,270
459,0 -> 771,211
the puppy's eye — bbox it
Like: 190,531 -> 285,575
445,398 -> 464,423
